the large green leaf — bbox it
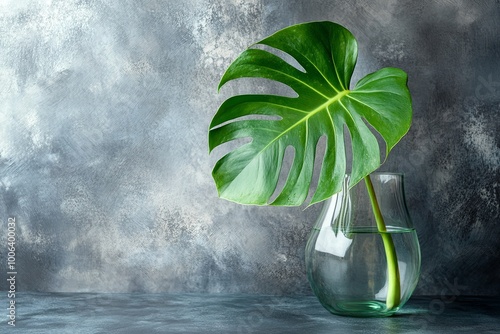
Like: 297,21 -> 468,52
209,21 -> 412,206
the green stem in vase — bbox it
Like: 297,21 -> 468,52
364,175 -> 401,309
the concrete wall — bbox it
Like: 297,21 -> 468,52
0,0 -> 498,295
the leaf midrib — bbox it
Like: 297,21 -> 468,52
239,89 -> 350,176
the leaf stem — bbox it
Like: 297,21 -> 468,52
364,175 -> 401,309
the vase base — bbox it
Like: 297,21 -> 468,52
321,300 -> 397,317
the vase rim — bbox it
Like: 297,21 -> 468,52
345,172 -> 405,176
370,172 -> 404,176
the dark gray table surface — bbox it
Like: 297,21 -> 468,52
2,292 -> 499,333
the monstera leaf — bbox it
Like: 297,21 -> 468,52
209,21 -> 412,206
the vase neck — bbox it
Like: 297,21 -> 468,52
319,173 -> 414,232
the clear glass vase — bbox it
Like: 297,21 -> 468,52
305,173 -> 421,317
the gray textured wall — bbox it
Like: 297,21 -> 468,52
0,0 -> 498,296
